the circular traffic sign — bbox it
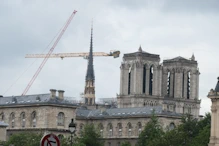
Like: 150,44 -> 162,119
40,133 -> 60,146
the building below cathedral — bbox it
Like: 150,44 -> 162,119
0,46 -> 202,146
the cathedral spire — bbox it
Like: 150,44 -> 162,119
86,25 -> 95,81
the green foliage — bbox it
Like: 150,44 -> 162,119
137,111 -> 164,146
137,113 -> 211,146
121,141 -> 131,146
77,124 -> 104,146
5,132 -> 43,146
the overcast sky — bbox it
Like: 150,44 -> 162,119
1,0 -> 219,115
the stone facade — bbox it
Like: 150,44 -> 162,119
0,121 -> 8,141
0,90 -> 77,140
118,47 -> 201,118
208,78 -> 219,146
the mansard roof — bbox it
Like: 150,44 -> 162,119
215,77 -> 219,92
76,106 -> 182,119
0,94 -> 77,107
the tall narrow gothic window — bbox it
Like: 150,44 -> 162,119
0,112 -> 4,122
10,113 -> 15,128
182,72 -> 185,97
167,71 -> 171,95
118,123 -> 122,136
98,123 -> 104,137
127,123 -> 132,137
142,65 -> 146,93
21,112 -> 25,128
149,66 -> 153,95
108,123 -> 113,137
57,112 -> 65,126
31,111 -> 36,127
128,72 -> 131,95
137,122 -> 142,135
187,72 -> 191,99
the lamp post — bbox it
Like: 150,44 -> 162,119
68,118 -> 76,146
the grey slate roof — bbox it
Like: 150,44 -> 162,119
0,94 -> 77,106
76,106 -> 182,119
85,27 -> 95,81
215,77 -> 219,92
0,121 -> 8,127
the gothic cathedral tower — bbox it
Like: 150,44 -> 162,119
84,26 -> 95,105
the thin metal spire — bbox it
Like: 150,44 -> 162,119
85,24 -> 95,81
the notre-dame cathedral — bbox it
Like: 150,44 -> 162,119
0,27 -> 201,146
118,46 -> 200,118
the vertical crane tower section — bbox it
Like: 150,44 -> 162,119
84,26 -> 95,105
22,10 -> 77,96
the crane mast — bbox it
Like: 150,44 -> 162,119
22,10 -> 77,96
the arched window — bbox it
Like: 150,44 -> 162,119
137,122 -> 142,135
108,123 -> 113,137
0,112 -> 4,122
167,71 -> 171,95
149,66 -> 153,95
98,123 -> 104,137
31,111 -> 37,127
20,112 -> 25,128
187,71 -> 191,99
79,124 -> 84,136
142,64 -> 147,93
118,123 -> 122,136
10,112 -> 15,128
127,123 -> 132,137
169,123 -> 175,130
57,112 -> 65,126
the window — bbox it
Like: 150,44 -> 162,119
108,123 -> 113,137
143,64 -> 147,93
31,111 -> 37,127
21,112 -> 26,128
117,142 -> 120,146
108,142 -> 111,146
169,123 -> 175,130
149,66 -> 153,95
0,112 -> 4,121
98,124 -> 104,137
10,113 -> 15,128
137,122 -> 142,135
57,112 -> 65,126
79,124 -> 84,136
127,123 -> 132,137
118,123 -> 122,136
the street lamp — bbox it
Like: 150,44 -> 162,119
68,118 -> 76,146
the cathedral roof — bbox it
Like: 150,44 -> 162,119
163,56 -> 197,64
215,77 -> 219,92
0,94 -> 77,107
76,106 -> 182,119
123,46 -> 160,59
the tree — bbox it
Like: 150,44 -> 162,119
77,124 -> 104,146
5,132 -> 43,146
137,111 -> 164,146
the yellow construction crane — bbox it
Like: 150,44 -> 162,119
25,50 -> 120,59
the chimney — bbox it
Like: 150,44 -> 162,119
50,89 -> 57,99
58,90 -> 65,100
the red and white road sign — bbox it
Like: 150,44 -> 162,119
40,133 -> 60,146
